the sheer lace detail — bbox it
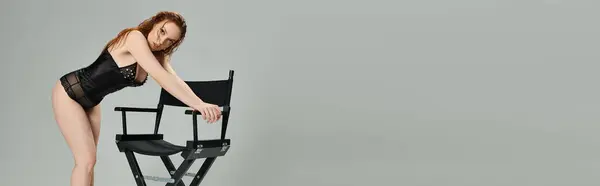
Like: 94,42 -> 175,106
60,70 -> 97,109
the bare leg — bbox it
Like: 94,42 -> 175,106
52,80 -> 97,186
86,104 -> 101,186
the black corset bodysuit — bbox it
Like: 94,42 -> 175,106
59,48 -> 148,110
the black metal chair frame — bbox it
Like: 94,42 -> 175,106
113,70 -> 234,186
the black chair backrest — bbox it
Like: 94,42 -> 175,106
152,70 -> 234,134
158,70 -> 234,107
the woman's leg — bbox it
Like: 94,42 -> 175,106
86,104 -> 101,186
52,80 -> 97,186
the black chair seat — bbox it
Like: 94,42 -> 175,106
118,140 -> 187,156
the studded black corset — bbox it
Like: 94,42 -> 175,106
119,63 -> 148,87
59,48 -> 148,109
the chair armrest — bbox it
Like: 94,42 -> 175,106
184,106 -> 230,115
183,106 -> 231,145
114,106 -> 159,113
114,106 -> 160,135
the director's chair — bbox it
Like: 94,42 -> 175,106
113,70 -> 234,186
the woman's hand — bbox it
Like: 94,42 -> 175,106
192,102 -> 222,123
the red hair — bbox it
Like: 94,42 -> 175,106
104,11 -> 187,65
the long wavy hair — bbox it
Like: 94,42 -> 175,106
103,11 -> 187,65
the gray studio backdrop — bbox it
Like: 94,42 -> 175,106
2,0 -> 600,186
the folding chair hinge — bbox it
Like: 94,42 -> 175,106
193,144 -> 230,153
181,143 -> 231,160
221,143 -> 230,152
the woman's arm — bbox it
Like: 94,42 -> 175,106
162,56 -> 222,122
162,58 -> 200,103
125,30 -> 205,108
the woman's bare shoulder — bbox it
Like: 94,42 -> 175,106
107,30 -> 147,55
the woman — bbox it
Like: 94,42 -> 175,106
50,11 -> 222,186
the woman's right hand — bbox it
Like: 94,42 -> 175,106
192,102 -> 222,123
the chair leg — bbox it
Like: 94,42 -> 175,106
167,159 -> 196,186
189,157 -> 216,186
125,151 -> 147,186
161,156 -> 186,186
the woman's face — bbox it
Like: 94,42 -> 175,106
147,20 -> 181,51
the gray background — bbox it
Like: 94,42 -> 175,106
2,0 -> 600,185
